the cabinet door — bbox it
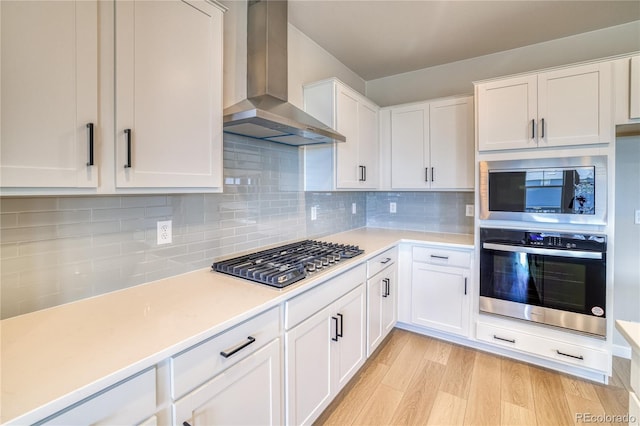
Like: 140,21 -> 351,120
538,62 -> 612,147
429,97 -> 474,190
391,104 -> 429,189
358,101 -> 380,189
335,86 -> 361,188
333,285 -> 366,391
1,0 -> 98,188
115,0 -> 223,188
285,305 -> 333,426
367,266 -> 397,356
175,339 -> 282,426
367,274 -> 384,356
631,56 -> 640,120
411,263 -> 470,337
381,265 -> 398,340
477,75 -> 537,151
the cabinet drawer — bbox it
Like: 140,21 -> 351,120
171,306 -> 281,400
477,322 -> 608,372
285,263 -> 366,330
367,247 -> 397,278
413,246 -> 471,268
41,368 -> 156,425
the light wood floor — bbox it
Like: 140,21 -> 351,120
315,328 -> 631,426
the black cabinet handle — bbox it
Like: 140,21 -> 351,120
464,277 -> 467,295
431,167 -> 434,182
220,336 -> 256,358
183,422 -> 192,426
425,167 -> 429,182
430,254 -> 449,260
556,350 -> 584,360
337,313 -> 344,338
541,118 -> 545,139
86,123 -> 94,166
359,165 -> 366,182
332,316 -> 339,341
124,129 -> 132,168
493,335 -> 516,344
380,257 -> 392,264
531,119 -> 535,139
382,278 -> 391,297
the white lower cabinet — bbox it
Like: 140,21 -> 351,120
285,265 -> 366,425
174,339 -> 281,426
411,246 -> 472,337
367,248 -> 398,356
38,368 -> 157,426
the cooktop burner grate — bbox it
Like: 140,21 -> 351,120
211,240 -> 364,288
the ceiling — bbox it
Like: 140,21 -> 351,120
288,1 -> 640,81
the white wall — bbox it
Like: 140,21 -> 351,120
613,136 -> 640,349
366,20 -> 640,107
221,0 -> 365,109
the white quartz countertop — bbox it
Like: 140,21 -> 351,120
615,320 -> 640,354
0,227 -> 473,424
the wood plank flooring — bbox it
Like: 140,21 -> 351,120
315,329 -> 631,426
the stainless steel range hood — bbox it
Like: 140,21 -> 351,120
223,0 -> 345,145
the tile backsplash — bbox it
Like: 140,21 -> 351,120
1,134 -> 472,319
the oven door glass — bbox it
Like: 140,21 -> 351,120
480,246 -> 606,317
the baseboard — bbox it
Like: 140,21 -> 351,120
612,343 -> 632,359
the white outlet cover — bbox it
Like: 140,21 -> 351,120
390,202 -> 397,213
157,220 -> 172,245
635,209 -> 640,225
311,206 -> 317,221
466,204 -> 475,217
352,203 -> 357,214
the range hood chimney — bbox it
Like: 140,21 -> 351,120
223,0 -> 346,145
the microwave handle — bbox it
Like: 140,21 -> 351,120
482,242 -> 602,260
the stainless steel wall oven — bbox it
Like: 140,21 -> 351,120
479,227 -> 607,337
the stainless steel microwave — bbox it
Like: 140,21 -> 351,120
479,156 -> 607,225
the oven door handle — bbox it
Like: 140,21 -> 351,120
482,242 -> 603,260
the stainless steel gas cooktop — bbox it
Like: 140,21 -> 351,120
212,240 -> 364,288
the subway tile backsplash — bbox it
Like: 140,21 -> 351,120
1,134 -> 472,319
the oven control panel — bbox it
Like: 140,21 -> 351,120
480,228 -> 606,252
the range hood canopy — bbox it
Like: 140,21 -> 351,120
223,0 -> 345,145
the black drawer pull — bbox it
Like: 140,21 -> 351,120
430,254 -> 449,260
332,316 -> 339,341
493,335 -> 516,344
220,336 -> 256,358
556,350 -> 584,360
183,422 -> 192,426
337,313 -> 344,338
541,118 -> 545,139
86,123 -> 94,166
124,128 -> 132,168
380,257 -> 392,264
464,277 -> 467,295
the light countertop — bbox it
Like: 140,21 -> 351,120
0,227 -> 473,424
615,320 -> 640,354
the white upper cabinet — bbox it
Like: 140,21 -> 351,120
613,55 -> 640,125
1,0 -> 99,189
477,62 -> 613,151
390,96 -> 474,190
303,78 -> 379,191
115,0 -> 223,189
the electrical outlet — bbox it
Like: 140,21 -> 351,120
635,209 -> 640,225
466,204 -> 475,217
352,203 -> 357,214
157,220 -> 172,245
311,206 -> 317,221
390,202 -> 397,213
